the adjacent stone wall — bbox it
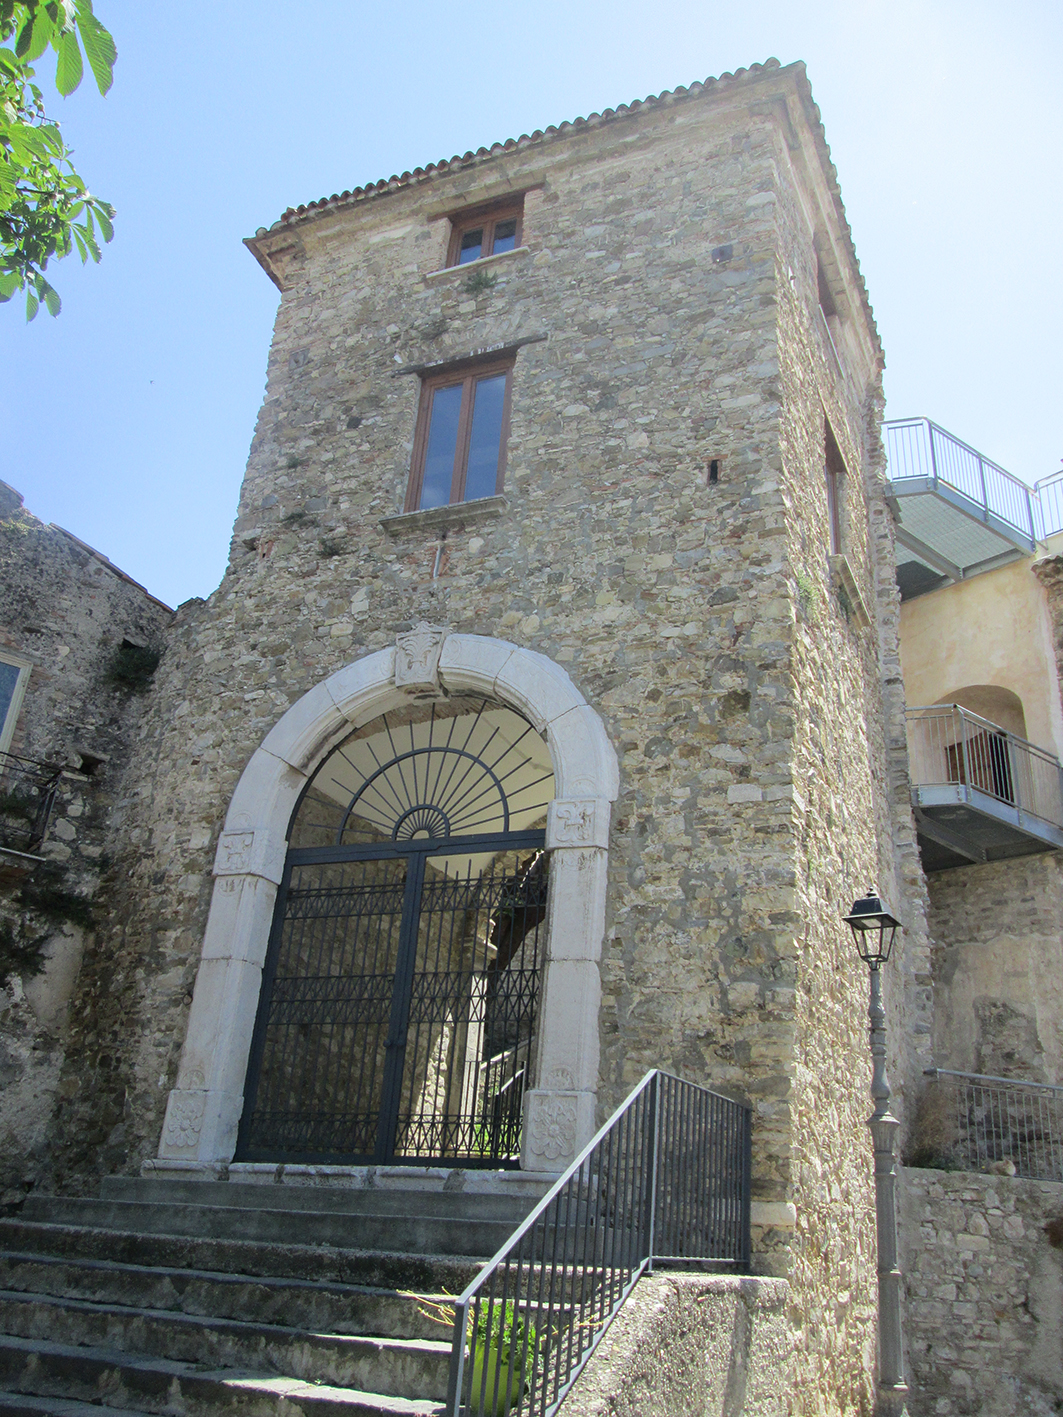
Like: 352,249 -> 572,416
926,855 -> 1063,1086
901,1166 -> 1063,1416
0,483 -> 172,1205
562,1274 -> 790,1417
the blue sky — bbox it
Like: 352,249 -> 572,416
3,0 -> 1061,609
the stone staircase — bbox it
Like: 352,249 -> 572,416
0,1171 -> 553,1417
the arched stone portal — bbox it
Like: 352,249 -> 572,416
157,631 -> 618,1173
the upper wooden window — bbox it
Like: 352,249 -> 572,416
406,358 -> 514,512
446,200 -> 523,268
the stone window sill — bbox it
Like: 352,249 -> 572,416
380,496 -> 508,537
423,247 -> 531,285
829,554 -> 871,630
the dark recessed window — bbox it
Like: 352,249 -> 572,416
406,358 -> 514,511
825,419 -> 847,554
447,201 -> 523,268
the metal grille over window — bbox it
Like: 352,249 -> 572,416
237,699 -> 555,1167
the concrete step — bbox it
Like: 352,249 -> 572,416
19,1198 -> 510,1259
0,1252 -> 446,1340
0,1335 -> 445,1415
0,1394 -> 157,1417
101,1178 -> 536,1226
0,1221 -> 480,1293
0,1291 -> 451,1401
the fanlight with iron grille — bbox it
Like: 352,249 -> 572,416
289,698 -> 555,848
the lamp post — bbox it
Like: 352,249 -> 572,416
844,888 -> 909,1413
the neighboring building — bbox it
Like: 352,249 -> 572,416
0,480 -> 172,1206
884,420 -> 1063,1414
2,58 -> 1058,1417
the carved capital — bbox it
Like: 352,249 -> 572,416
546,797 -> 611,850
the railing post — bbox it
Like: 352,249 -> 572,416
926,420 -> 939,488
740,1105 -> 753,1271
645,1071 -> 660,1271
446,1298 -> 469,1416
959,708 -> 973,795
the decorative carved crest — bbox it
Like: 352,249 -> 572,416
165,1091 -> 206,1149
394,623 -> 448,693
528,1094 -> 578,1161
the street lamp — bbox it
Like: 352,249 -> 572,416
844,888 -> 908,1413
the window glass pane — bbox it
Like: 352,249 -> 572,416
420,383 -> 464,509
463,374 -> 507,502
0,661 -> 21,740
491,219 -> 518,255
458,228 -> 483,264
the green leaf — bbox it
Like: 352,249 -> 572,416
91,195 -> 111,240
74,1 -> 113,95
54,26 -> 81,94
0,269 -> 18,299
39,273 -> 59,314
25,284 -> 38,319
18,10 -> 52,62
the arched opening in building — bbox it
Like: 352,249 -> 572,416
235,696 -> 555,1168
934,685 -> 1027,804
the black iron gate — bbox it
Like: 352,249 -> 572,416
236,833 -> 549,1165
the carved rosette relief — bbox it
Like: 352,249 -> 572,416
164,1092 -> 206,1149
528,1095 -> 579,1161
394,624 -> 448,693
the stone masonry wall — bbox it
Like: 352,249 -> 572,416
925,854 -> 1063,1087
37,62 -> 921,1414
0,482 -> 172,1204
901,1166 -> 1063,1416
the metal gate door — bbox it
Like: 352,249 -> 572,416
236,837 -> 548,1166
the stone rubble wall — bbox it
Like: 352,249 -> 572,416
561,1273 -> 791,1417
901,1166 -> 1063,1416
925,854 -> 1063,1087
0,484 -> 172,1204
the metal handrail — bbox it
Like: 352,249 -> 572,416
0,749 -> 63,854
905,704 -> 1063,831
446,1070 -> 751,1416
922,1069 -> 1063,1181
1034,468 -> 1063,540
884,418 -> 1038,545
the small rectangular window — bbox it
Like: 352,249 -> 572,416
0,654 -> 31,757
406,359 -> 514,511
825,420 -> 846,554
447,200 -> 523,268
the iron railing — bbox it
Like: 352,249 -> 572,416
0,750 -> 63,855
924,1069 -> 1063,1182
446,1070 -> 751,1417
905,705 -> 1063,831
884,418 -> 1038,546
1034,468 -> 1063,540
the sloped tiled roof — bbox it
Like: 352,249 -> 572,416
253,58 -> 879,357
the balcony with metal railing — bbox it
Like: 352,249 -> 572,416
884,419 -> 1042,600
920,1069 -> 1063,1182
905,704 -> 1063,870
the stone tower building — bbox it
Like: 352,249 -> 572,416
17,59 -> 936,1412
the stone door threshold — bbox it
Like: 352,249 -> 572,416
142,1156 -> 559,1198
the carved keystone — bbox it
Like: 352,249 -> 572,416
394,623 -> 448,693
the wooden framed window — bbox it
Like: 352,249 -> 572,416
0,653 -> 31,757
446,200 -> 523,268
825,419 -> 846,554
406,358 -> 514,512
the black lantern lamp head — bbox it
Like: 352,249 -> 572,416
844,886 -> 901,969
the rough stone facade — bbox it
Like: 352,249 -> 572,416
4,61 -> 940,1414
901,1166 -> 1063,1416
926,854 -> 1063,1086
0,481 -> 172,1205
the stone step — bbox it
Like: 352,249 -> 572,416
0,1335 -> 445,1417
0,1394 -> 157,1417
0,1251 -> 447,1340
0,1221 -> 481,1293
19,1198 -> 510,1259
0,1291 -> 451,1401
103,1177 -> 540,1226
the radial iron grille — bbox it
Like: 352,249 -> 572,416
292,699 -> 555,846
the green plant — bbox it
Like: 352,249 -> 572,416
104,640 -> 161,693
794,568 -> 817,618
0,786 -> 36,823
0,917 -> 47,985
411,1294 -> 540,1416
318,535 -> 346,558
836,581 -> 854,623
464,268 -> 497,295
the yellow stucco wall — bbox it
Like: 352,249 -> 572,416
899,540 -> 1063,760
